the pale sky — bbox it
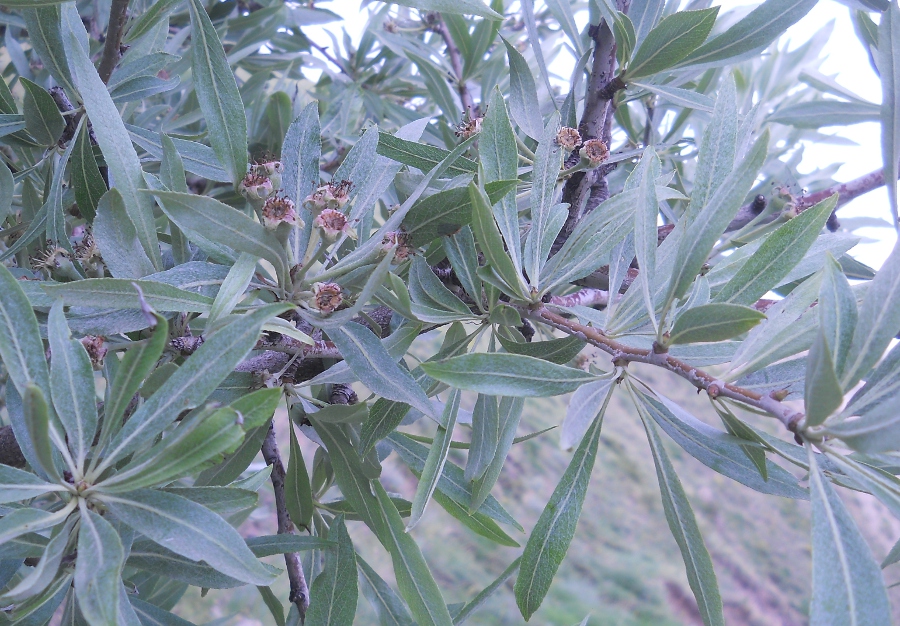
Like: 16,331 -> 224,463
303,0 -> 896,270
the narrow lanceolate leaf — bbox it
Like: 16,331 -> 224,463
503,37 -> 543,139
70,122 -> 106,222
819,254 -> 857,372
44,278 -> 213,312
357,556 -> 416,626
372,481 -> 454,626
48,301 -> 98,468
23,384 -> 62,482
453,557 -> 521,625
677,0 -> 818,67
466,394 -> 500,482
630,148 -> 661,328
714,195 -> 837,305
480,88 -> 522,273
515,402 -> 608,620
152,190 -> 288,285
804,332 -> 844,428
808,448 -> 891,625
100,489 -> 278,586
93,189 -> 156,279
496,334 -> 585,365
21,6 -> 78,96
636,400 -> 724,626
207,253 -> 257,326
75,509 -> 124,626
626,8 -> 719,79
408,389 -> 461,530
768,101 -> 881,129
823,401 -> 900,453
285,423 -> 313,531
686,75 -> 736,220
669,304 -> 765,345
306,515 -> 357,626
391,0 -> 502,19
187,0 -> 247,186
2,516 -> 75,603
0,264 -> 52,400
60,9 -> 161,270
19,78 -> 64,146
99,304 -> 289,469
667,130 -> 769,304
841,239 -> 900,389
561,376 -> 615,451
524,113 -> 563,288
880,2 -> 900,226
329,322 -> 435,419
0,505 -> 72,546
0,465 -> 63,504
421,353 -> 598,397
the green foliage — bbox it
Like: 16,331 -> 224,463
0,0 -> 899,623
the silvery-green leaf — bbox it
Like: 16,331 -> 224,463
207,253 -> 257,327
48,301 -> 97,468
443,226 -> 483,306
21,6 -> 78,97
285,423 -> 313,531
93,189 -> 156,279
306,515 -> 357,626
372,481 -> 454,626
879,2 -> 900,225
19,78 -> 64,146
61,9 -> 161,270
127,124 -> 229,183
843,342 -> 900,420
718,206 -> 836,300
466,394 -> 500,482
480,88 -> 521,273
514,398 -> 607,620
634,392 -> 724,626
677,0 -> 818,68
666,131 -> 768,305
841,238 -> 900,388
421,353 -> 598,397
649,390 -> 807,498
524,113 -> 563,288
630,81 -> 714,112
329,322 -> 435,419
375,132 -> 477,177
44,278 -> 214,312
769,100 -> 882,129
187,0 -> 247,186
669,303 -> 765,345
804,332 -> 844,428
452,557 -> 521,625
561,376 -> 615,451
503,37 -> 543,139
0,465 -> 63,504
0,264 -> 52,402
808,448 -> 891,625
75,508 -> 124,626
408,389 -> 461,530
283,102 -> 321,258
626,8 -> 719,79
818,254 -> 857,373
1,516 -> 74,603
100,489 -> 278,586
98,304 -> 289,470
152,190 -> 288,286
358,555 -> 415,626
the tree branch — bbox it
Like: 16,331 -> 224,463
261,422 -> 310,619
98,0 -> 130,84
435,16 -> 475,116
523,306 -> 804,433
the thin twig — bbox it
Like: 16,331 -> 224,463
523,306 -> 804,433
435,16 -> 475,116
309,40 -> 350,75
98,0 -> 130,84
261,422 -> 310,619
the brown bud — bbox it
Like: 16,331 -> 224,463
579,139 -> 609,167
80,336 -> 107,369
261,194 -> 300,229
314,208 -> 355,241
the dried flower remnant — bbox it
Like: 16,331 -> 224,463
455,115 -> 482,139
556,127 -> 582,151
31,245 -> 71,272
262,194 -> 300,229
80,336 -> 107,369
239,171 -> 274,204
304,180 -> 353,214
312,282 -> 343,314
254,157 -> 284,189
383,19 -> 398,33
314,208 -> 355,241
579,139 -> 609,167
380,230 -> 413,261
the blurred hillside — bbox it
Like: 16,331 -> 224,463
175,363 -> 900,625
